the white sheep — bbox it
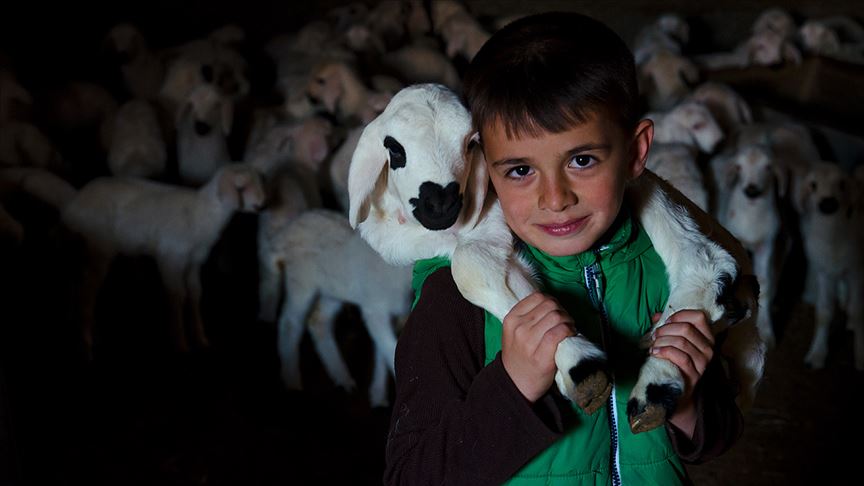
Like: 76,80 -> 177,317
104,99 -> 167,179
438,9 -> 491,61
794,161 -> 864,370
304,61 -> 393,124
59,164 -> 265,355
275,208 -> 412,407
684,82 -> 753,135
799,16 -> 864,64
638,50 -> 700,111
103,23 -> 165,100
633,13 -> 690,65
645,143 -> 709,211
646,101 -> 725,154
349,84 -> 765,432
175,84 -> 233,186
696,28 -> 802,70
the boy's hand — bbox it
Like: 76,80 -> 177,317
501,292 -> 575,403
648,310 -> 715,438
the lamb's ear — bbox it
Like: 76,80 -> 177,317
461,131 -> 489,229
348,119 -> 387,228
221,100 -> 234,135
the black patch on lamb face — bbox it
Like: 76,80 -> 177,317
409,181 -> 462,231
384,136 -> 406,170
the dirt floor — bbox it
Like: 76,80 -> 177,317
1,207 -> 863,486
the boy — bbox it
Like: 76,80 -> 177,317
384,12 -> 742,485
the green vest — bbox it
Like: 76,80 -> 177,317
412,215 -> 689,485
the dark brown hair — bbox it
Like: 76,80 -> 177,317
462,12 -> 639,139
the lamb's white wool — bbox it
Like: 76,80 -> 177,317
717,145 -> 786,347
795,162 -> 864,371
304,61 -> 382,123
438,10 -> 491,61
685,82 -> 753,135
103,23 -> 165,99
175,84 -> 233,186
696,29 -> 802,69
799,16 -> 864,64
646,143 -> 708,211
0,122 -> 63,170
105,99 -> 167,179
639,51 -> 700,111
349,84 -> 764,430
633,13 -> 690,65
382,44 -> 462,91
275,209 -> 412,407
647,101 -> 724,154
59,164 -> 265,354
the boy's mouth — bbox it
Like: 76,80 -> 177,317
537,216 -> 589,236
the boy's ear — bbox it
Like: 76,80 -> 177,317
629,119 -> 654,180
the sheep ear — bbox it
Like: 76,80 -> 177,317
347,119 -> 387,228
221,100 -> 234,135
461,131 -> 489,229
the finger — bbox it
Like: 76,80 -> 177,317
651,312 -> 662,324
655,321 -> 715,354
509,292 -> 548,318
537,323 -> 574,360
666,309 -> 713,343
651,335 -> 711,374
651,344 -> 700,386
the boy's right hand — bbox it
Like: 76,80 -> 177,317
501,292 -> 575,403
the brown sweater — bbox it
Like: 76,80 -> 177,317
383,267 -> 743,486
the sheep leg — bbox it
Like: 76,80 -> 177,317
184,262 -> 209,348
805,273 -> 836,369
553,336 -> 611,415
308,296 -> 356,392
360,308 -> 398,378
752,241 -> 776,348
277,286 -> 315,390
369,346 -> 391,408
257,254 -> 283,323
158,259 -> 190,353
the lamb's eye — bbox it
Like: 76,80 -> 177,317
384,136 -> 406,170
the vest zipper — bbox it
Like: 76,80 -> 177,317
585,256 -> 623,486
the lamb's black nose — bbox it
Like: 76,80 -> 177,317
744,184 -> 763,199
818,197 -> 839,215
195,120 -> 212,136
410,181 -> 462,231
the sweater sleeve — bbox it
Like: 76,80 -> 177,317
384,268 -> 564,486
665,353 -> 744,464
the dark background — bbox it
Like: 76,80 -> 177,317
2,1 -> 864,485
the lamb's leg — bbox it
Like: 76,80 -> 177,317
185,262 -> 210,348
369,346 -> 391,408
752,242 -> 776,348
453,245 -> 610,414
258,252 -> 283,323
277,287 -> 315,390
804,273 -> 836,369
158,260 -> 189,352
627,307 -> 685,434
308,296 -> 356,392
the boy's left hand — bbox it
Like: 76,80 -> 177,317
647,309 -> 715,438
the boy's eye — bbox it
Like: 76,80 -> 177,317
506,165 -> 533,178
569,154 -> 596,169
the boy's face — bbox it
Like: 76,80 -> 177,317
481,112 -> 652,257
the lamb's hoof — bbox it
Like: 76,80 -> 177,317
627,383 -> 681,434
569,358 -> 611,415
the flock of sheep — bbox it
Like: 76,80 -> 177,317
1,1 -> 862,408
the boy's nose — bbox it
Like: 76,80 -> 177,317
539,175 -> 576,211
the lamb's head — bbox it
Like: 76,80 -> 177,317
176,84 -> 233,137
799,21 -> 840,55
743,30 -> 802,67
795,162 -> 857,219
670,101 -> 724,153
656,13 -> 690,45
348,83 -> 488,264
213,164 -> 266,213
727,145 -> 784,199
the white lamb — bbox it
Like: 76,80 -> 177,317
638,50 -> 700,111
103,23 -> 165,99
697,9 -> 802,70
275,208 -> 412,407
382,43 -> 462,91
57,164 -> 265,355
632,13 -> 690,65
105,99 -> 167,179
645,143 -> 709,211
175,84 -> 233,186
798,16 -> 864,64
685,82 -> 753,135
349,84 -> 764,432
438,8 -> 491,61
795,161 -> 864,371
304,61 -> 394,124
647,101 -> 725,153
